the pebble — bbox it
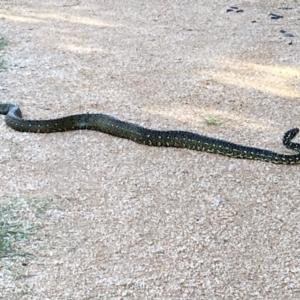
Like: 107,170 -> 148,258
268,13 -> 283,20
284,33 -> 294,37
279,30 -> 295,37
226,6 -> 243,13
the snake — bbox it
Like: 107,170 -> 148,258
0,103 -> 300,165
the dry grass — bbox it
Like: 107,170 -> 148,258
1,0 -> 300,299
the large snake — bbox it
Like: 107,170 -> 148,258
0,103 -> 300,164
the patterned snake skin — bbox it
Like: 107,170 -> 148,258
1,103 -> 300,164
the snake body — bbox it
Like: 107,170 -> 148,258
1,103 -> 300,164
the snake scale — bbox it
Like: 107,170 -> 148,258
0,103 -> 300,165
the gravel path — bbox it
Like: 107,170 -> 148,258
0,1 -> 300,299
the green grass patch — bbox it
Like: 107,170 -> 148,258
0,197 -> 50,259
0,197 -> 58,298
0,36 -> 7,71
0,57 -> 6,71
0,36 -> 6,49
204,115 -> 225,126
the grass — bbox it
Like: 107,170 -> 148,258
0,57 -> 5,70
0,197 -> 50,259
0,222 -> 33,258
0,197 -> 57,298
0,36 -> 7,71
204,115 -> 225,126
0,36 -> 6,49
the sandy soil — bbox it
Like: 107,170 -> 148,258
0,0 -> 300,299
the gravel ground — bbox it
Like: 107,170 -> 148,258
0,1 -> 300,299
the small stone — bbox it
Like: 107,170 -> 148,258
284,33 -> 294,37
280,30 -> 294,37
227,6 -> 244,13
269,13 -> 283,20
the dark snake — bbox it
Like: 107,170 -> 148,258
1,103 -> 300,164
